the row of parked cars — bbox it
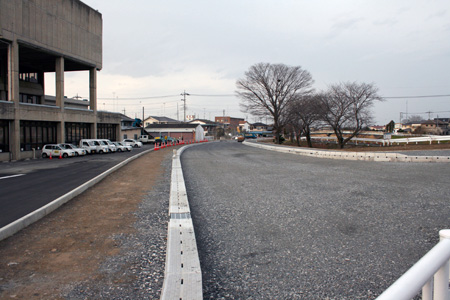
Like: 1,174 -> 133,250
41,139 -> 143,158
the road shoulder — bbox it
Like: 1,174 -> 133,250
0,148 -> 173,299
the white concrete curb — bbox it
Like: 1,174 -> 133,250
161,144 -> 203,300
243,141 -> 450,163
0,148 -> 155,242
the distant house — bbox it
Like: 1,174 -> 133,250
238,121 -> 252,132
252,122 -> 268,131
419,120 -> 449,135
249,122 -> 273,136
143,116 -> 180,127
145,123 -> 205,141
368,125 -> 385,131
401,120 -> 449,135
401,121 -> 423,133
120,114 -> 144,141
189,119 -> 218,136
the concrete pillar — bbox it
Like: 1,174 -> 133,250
55,57 -> 65,143
89,68 -> 97,138
9,40 -> 20,160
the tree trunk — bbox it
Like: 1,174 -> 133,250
306,134 -> 313,148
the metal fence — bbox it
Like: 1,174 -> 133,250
377,230 -> 450,300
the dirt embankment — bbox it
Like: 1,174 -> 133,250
0,148 -> 174,299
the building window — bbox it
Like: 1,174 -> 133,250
19,93 -> 41,104
65,122 -> 91,144
20,121 -> 57,151
19,73 -> 39,83
0,120 -> 9,152
97,123 -> 117,141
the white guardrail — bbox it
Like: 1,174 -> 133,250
160,146 -> 202,300
377,230 -> 450,300
306,135 -> 450,146
244,140 -> 450,163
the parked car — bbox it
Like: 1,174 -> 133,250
138,135 -> 156,144
42,144 -> 76,158
79,139 -> 109,154
113,141 -> 132,152
99,139 -> 117,153
122,139 -> 143,148
59,143 -> 87,156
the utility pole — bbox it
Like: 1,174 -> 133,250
181,90 -> 189,123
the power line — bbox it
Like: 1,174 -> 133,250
382,94 -> 450,99
98,94 -> 179,100
99,92 -> 449,101
189,94 -> 235,97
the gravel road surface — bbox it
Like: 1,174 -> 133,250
182,141 -> 450,299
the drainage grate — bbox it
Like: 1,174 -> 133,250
170,212 -> 191,219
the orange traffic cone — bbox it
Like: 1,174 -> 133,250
154,143 -> 159,151
49,153 -> 52,159
59,152 -> 62,159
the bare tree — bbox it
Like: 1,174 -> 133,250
318,82 -> 382,148
287,94 -> 321,147
402,115 -> 424,124
236,63 -> 314,144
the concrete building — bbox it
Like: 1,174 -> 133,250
0,0 -> 120,161
215,116 -> 244,134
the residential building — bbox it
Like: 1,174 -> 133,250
189,119 -> 218,136
252,122 -> 268,131
238,121 -> 252,132
0,0 -> 120,161
401,120 -> 449,135
143,116 -> 179,127
418,120 -> 449,135
144,123 -> 204,141
119,114 -> 142,141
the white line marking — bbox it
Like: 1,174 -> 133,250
0,174 -> 25,180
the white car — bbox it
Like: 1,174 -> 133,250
122,139 -> 143,148
59,143 -> 87,156
42,144 -> 76,158
79,139 -> 109,154
99,139 -> 117,153
113,141 -> 132,152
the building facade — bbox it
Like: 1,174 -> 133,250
0,0 -> 120,161
145,124 -> 204,141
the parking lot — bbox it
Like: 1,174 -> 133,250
0,142 -> 154,228
182,141 -> 450,299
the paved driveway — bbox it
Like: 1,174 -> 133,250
181,141 -> 450,299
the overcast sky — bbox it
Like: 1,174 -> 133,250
58,0 -> 450,124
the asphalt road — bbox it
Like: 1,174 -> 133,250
181,141 -> 450,299
0,145 -> 153,228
